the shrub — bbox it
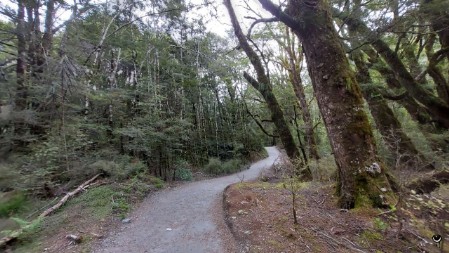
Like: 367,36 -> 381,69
205,157 -> 223,175
123,159 -> 147,177
222,159 -> 243,174
86,157 -> 147,181
87,160 -> 123,179
149,176 -> 165,189
204,157 -> 243,175
174,160 -> 193,181
0,191 -> 26,217
176,168 -> 193,181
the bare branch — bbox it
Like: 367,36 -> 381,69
247,17 -> 279,39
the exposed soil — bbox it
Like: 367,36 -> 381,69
224,175 -> 449,252
90,147 -> 280,253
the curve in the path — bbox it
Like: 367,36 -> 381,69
93,147 -> 280,253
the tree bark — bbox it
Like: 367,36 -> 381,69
259,0 -> 395,208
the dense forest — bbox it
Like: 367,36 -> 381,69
0,0 -> 448,251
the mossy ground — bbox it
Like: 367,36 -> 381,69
1,173 -> 165,253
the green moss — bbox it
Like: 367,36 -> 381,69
354,189 -> 372,208
373,217 -> 388,231
359,230 -> 383,247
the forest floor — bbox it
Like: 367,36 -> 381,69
224,169 -> 449,252
4,147 -> 448,253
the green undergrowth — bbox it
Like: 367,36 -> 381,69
204,157 -> 247,175
203,149 -> 267,176
0,192 -> 27,217
4,172 -> 164,253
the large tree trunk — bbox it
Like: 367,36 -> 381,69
259,0 -> 395,208
242,72 -> 302,163
224,0 -> 302,165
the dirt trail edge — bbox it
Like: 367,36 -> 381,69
93,147 -> 280,253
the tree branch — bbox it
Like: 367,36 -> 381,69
257,0 -> 302,30
247,17 -> 279,39
245,103 -> 278,138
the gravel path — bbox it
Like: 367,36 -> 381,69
93,147 -> 280,253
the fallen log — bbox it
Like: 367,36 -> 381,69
407,170 -> 449,194
0,174 -> 102,249
39,173 -> 102,218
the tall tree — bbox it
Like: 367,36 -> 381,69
258,0 -> 395,208
281,29 -> 320,160
224,0 -> 303,167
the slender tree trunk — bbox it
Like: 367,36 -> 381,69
352,51 -> 429,169
259,0 -> 395,208
334,9 -> 449,129
15,0 -> 27,111
293,105 -> 308,164
363,47 -> 434,125
224,0 -> 302,165
284,31 -> 320,160
424,34 -> 449,105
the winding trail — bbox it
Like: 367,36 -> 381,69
93,147 -> 280,253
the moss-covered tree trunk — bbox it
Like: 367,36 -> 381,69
334,9 -> 449,129
362,47 -> 435,126
258,0 -> 395,208
352,52 -> 428,168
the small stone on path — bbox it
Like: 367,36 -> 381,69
121,218 -> 132,224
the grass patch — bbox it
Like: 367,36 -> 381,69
359,230 -> 383,247
69,185 -> 116,219
0,191 -> 27,217
149,176 -> 165,189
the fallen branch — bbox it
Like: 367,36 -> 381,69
39,174 -> 102,218
66,234 -> 83,244
0,174 -> 102,249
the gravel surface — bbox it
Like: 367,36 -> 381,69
93,147 -> 280,253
